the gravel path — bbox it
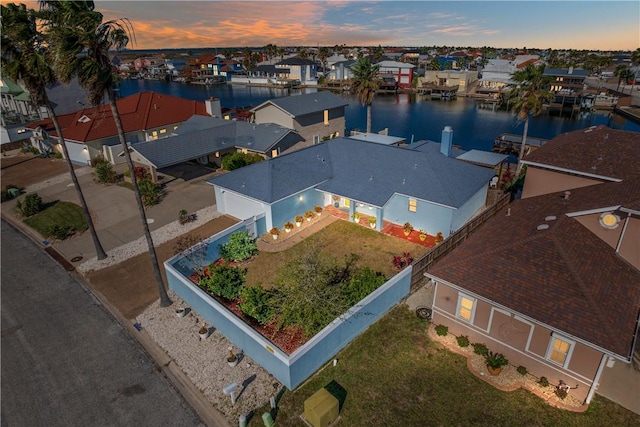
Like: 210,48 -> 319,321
137,291 -> 281,424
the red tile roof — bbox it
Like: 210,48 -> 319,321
428,174 -> 640,358
523,126 -> 640,181
28,92 -> 209,142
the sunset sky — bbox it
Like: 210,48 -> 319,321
9,1 -> 640,51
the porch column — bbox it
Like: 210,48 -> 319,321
375,209 -> 382,231
149,165 -> 158,183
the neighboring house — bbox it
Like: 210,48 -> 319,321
251,91 -> 348,148
426,126 -> 640,405
128,115 -> 303,181
0,77 -> 47,126
544,67 -> 589,111
477,59 -> 515,95
25,91 -> 210,165
275,57 -> 318,85
376,60 -> 415,89
419,70 -> 479,95
208,126 -> 495,238
327,60 -> 356,81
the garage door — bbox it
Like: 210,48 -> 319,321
219,190 -> 264,220
65,141 -> 90,165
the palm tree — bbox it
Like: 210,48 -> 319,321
1,2 -> 107,260
350,58 -> 380,134
506,64 -> 554,175
42,1 -> 172,306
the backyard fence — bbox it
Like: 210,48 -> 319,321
410,193 -> 510,291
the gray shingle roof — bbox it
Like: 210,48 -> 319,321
456,150 -> 509,167
208,138 -> 494,207
251,91 -> 349,118
130,117 -> 298,169
276,57 -> 316,66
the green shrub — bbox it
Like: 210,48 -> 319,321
137,177 -> 161,206
472,342 -> 489,356
199,264 -> 246,300
221,151 -> 264,171
456,335 -> 470,348
517,365 -> 528,376
53,152 -> 63,159
238,286 -> 275,324
484,351 -> 508,369
435,324 -> 448,336
218,230 -> 258,262
342,267 -> 386,305
47,224 -> 71,240
17,193 -> 44,217
538,376 -> 550,387
94,160 -> 118,183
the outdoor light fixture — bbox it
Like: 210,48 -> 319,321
599,212 -> 620,229
299,195 -> 303,201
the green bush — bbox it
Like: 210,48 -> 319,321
218,230 -> 258,262
94,160 -> 118,183
342,267 -> 386,305
472,342 -> 489,356
484,351 -> 508,369
238,286 -> 275,325
137,177 -> 161,206
199,264 -> 246,300
47,224 -> 71,240
517,365 -> 528,376
221,151 -> 264,171
538,376 -> 550,387
17,193 -> 44,217
456,335 -> 470,348
435,324 -> 448,336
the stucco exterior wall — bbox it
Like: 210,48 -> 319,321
253,106 -> 294,129
521,167 -> 601,199
383,193 -> 454,236
293,114 -> 345,147
451,184 -> 489,232
214,186 -> 265,221
270,188 -> 325,231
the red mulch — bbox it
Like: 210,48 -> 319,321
381,224 -> 437,248
188,273 -> 307,355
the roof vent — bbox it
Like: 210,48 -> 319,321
78,115 -> 91,123
536,224 -> 549,231
545,215 -> 557,221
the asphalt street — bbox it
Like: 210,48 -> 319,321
0,220 -> 204,426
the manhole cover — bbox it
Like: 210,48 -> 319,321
71,256 -> 83,262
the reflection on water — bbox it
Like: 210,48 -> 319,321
118,79 -> 639,152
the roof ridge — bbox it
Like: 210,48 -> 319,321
142,92 -> 154,131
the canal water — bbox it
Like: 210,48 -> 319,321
118,79 -> 640,152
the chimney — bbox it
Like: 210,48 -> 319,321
205,97 -> 222,117
440,126 -> 453,157
568,66 -> 573,75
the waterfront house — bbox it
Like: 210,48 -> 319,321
426,126 -> 640,405
208,126 -> 495,237
251,90 -> 348,148
326,59 -> 356,82
375,60 -> 415,89
25,91 -> 210,165
275,57 -> 318,86
544,67 -> 589,113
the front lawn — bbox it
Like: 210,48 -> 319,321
245,220 -> 429,288
23,201 -> 88,239
250,307 -> 640,426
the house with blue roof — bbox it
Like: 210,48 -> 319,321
208,126 -> 495,238
251,90 -> 349,150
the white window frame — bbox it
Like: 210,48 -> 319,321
408,198 -> 417,212
545,333 -> 575,368
456,293 -> 476,323
313,135 -> 320,145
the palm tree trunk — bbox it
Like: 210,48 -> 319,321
106,87 -> 172,307
516,117 -> 529,176
366,104 -> 372,133
44,95 -> 107,260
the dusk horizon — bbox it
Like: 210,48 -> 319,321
6,0 -> 639,51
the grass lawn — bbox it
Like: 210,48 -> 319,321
23,201 -> 87,239
245,220 -> 430,288
249,307 -> 640,426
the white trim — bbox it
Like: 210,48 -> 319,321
456,292 -> 477,323
616,212 -> 631,253
514,315 -> 535,354
486,306 -> 511,333
585,354 -> 608,404
519,160 -> 622,182
565,206 -> 621,217
546,333 -> 576,368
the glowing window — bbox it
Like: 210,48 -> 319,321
456,294 -> 475,322
271,149 -> 278,158
159,129 -> 167,134
546,335 -> 574,367
409,199 -> 417,212
323,109 -> 329,125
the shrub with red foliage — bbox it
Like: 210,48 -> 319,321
392,252 -> 413,270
